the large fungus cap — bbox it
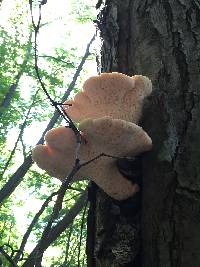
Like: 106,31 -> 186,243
63,72 -> 152,123
32,117 -> 152,200
32,127 -> 77,179
79,116 -> 152,158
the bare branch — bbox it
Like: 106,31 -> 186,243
37,164 -> 82,247
30,0 -> 80,136
67,186 -> 85,193
78,199 -> 88,267
63,224 -> 73,265
20,135 -> 27,159
38,55 -> 74,66
0,244 -> 18,267
80,153 -> 135,168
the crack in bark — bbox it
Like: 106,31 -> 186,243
176,186 -> 200,201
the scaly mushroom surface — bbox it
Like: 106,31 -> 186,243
63,72 -> 152,123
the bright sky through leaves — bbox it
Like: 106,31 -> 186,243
0,0 -> 97,265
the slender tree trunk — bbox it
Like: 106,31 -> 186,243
0,32 -> 32,117
87,0 -> 200,266
22,191 -> 87,267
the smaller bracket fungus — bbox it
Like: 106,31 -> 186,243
32,117 -> 152,200
63,72 -> 152,123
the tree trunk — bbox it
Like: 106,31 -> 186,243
0,32 -> 32,117
87,0 -> 200,266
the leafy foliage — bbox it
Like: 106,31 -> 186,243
0,0 -> 96,266
70,0 -> 96,23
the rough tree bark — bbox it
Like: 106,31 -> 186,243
87,1 -> 200,267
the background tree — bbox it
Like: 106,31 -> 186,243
0,0 -> 96,265
86,0 -> 200,267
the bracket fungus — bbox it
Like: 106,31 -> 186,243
63,72 -> 152,123
32,72 -> 153,200
32,117 -> 152,200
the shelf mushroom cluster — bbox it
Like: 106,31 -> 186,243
32,72 -> 152,200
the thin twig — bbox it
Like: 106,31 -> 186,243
28,1 -> 83,258
77,198 -> 88,267
20,135 -> 27,159
0,244 -> 18,267
67,186 -> 85,193
61,223 -> 73,266
39,164 -> 81,243
80,153 -> 135,168
0,29 -> 95,206
19,2 -> 97,265
38,55 -> 74,66
30,1 -> 80,135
